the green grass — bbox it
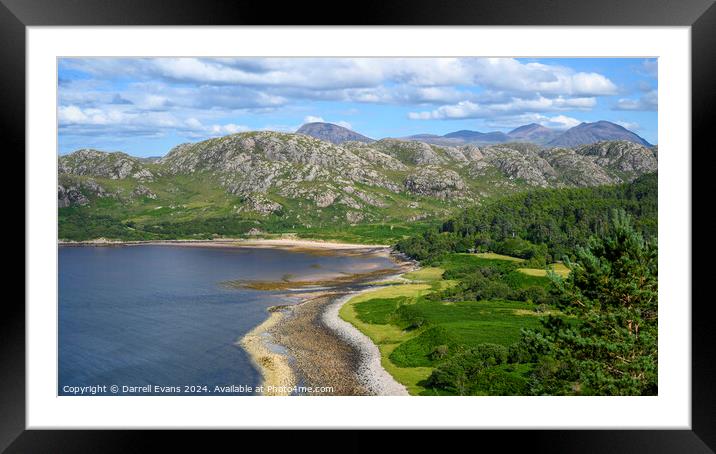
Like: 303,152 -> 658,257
338,252 -> 559,395
339,283 -> 434,394
354,297 -> 405,324
473,252 -> 526,262
402,266 -> 444,282
517,262 -> 571,278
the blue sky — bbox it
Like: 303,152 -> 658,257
58,57 -> 658,157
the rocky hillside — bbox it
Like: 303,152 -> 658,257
58,132 -> 657,241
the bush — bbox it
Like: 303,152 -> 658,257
389,326 -> 455,367
426,343 -> 509,394
430,344 -> 450,361
517,286 -> 549,305
394,304 -> 428,330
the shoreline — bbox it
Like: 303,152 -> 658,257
238,305 -> 297,396
241,251 -> 416,396
322,284 -> 411,396
64,236 -> 418,396
58,237 -> 391,250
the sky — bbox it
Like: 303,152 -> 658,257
58,57 -> 658,157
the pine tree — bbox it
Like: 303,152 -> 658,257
525,209 -> 658,395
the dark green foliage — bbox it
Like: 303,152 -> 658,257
394,179 -> 657,396
522,210 -> 658,395
59,209 -> 164,241
396,173 -> 657,262
394,304 -> 429,331
426,343 -> 512,394
389,326 -> 456,367
464,363 -> 533,395
430,255 -> 555,305
492,238 -> 549,264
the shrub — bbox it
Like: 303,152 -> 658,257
426,343 -> 509,394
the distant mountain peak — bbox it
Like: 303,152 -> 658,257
508,123 -> 550,133
548,121 -> 652,147
296,122 -> 374,145
506,123 -> 560,144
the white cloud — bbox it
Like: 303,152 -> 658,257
182,118 -> 249,136
615,120 -> 641,131
59,104 -> 249,140
614,89 -> 657,111
64,57 -> 619,100
58,105 -> 90,123
303,115 -> 325,123
485,113 -> 581,130
641,59 -> 658,77
336,120 -> 353,129
544,115 -> 582,129
58,57 -> 636,147
302,116 -> 352,130
408,95 -> 596,120
208,123 -> 249,135
184,117 -> 203,129
466,59 -> 618,96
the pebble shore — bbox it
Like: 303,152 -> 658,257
241,250 -> 415,396
323,291 -> 409,395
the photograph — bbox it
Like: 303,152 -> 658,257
57,56 -> 659,397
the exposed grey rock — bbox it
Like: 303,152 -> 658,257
132,185 -> 157,199
314,190 -> 339,208
459,144 -> 484,161
240,195 -> 283,215
59,149 -> 154,180
481,145 -> 556,187
403,166 -> 466,199
372,139 -> 446,165
574,140 -> 658,177
160,132 -> 398,197
57,175 -> 111,207
540,148 -> 617,186
58,185 -> 88,207
59,130 -> 658,228
346,211 -> 365,224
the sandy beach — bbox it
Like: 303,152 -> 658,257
238,305 -> 297,396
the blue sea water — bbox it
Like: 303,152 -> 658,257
58,245 -> 396,396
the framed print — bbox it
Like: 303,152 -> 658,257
7,0 -> 715,450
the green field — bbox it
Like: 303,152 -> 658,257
517,262 -> 571,278
340,251 -> 562,395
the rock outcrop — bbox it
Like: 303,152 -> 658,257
58,131 -> 657,226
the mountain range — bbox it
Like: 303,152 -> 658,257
398,120 -> 652,147
58,125 -> 658,241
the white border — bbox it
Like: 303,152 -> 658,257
27,26 -> 691,429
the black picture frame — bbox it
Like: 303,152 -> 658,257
5,0 -> 714,451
